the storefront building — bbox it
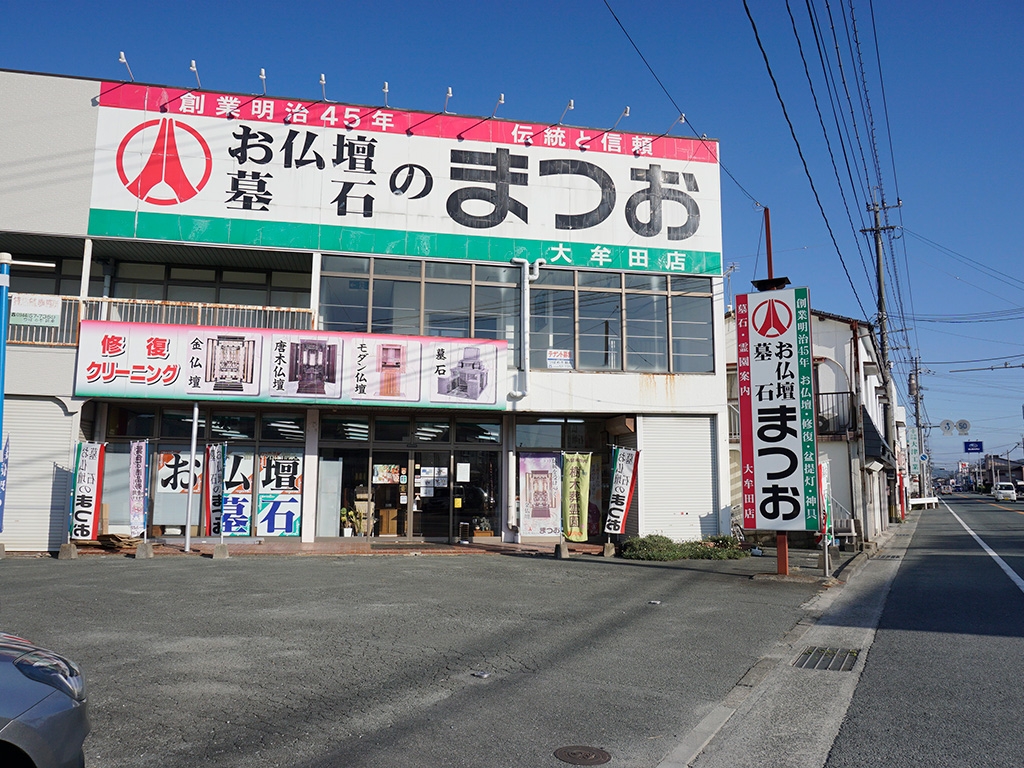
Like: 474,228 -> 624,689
0,68 -> 730,551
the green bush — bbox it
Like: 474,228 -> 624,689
621,534 -> 749,561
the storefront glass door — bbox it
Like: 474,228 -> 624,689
414,451 -> 451,538
371,451 -> 409,536
454,450 -> 501,539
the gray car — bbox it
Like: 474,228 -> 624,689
0,632 -> 89,768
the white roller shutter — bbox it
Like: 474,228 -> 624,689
0,397 -> 77,551
637,416 -> 719,541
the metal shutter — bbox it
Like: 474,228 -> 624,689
0,397 -> 76,551
637,416 -> 719,540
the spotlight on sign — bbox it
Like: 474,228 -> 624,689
118,51 -> 134,82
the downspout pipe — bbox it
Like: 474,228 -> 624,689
508,257 -> 545,401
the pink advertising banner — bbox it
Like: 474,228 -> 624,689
74,321 -> 508,409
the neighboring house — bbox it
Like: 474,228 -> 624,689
726,307 -> 905,546
0,68 -> 731,552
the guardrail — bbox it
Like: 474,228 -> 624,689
8,296 -> 315,347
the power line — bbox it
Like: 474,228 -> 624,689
742,0 -> 868,318
600,0 -> 759,205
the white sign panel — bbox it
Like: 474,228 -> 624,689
88,83 -> 721,276
10,293 -> 61,327
737,288 -> 820,531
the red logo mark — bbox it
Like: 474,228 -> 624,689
116,118 -> 212,205
751,298 -> 793,338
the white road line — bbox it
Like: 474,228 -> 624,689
943,500 -> 1024,595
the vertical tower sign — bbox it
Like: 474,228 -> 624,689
737,287 -> 820,531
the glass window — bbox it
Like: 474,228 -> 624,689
61,260 -> 83,276
414,420 -> 450,443
113,282 -> 163,300
321,417 -> 370,442
424,283 -> 470,337
260,413 -> 305,442
515,420 -> 563,449
474,285 -> 519,366
321,276 -> 369,332
322,255 -> 369,274
11,276 -> 56,294
223,270 -> 267,284
578,272 -> 620,289
671,276 -> 711,294
535,268 -> 574,286
425,261 -> 471,281
456,421 -> 501,445
107,405 -> 156,437
219,287 -> 268,306
210,412 -> 256,441
625,274 -> 667,291
625,294 -> 668,372
59,277 -> 103,297
530,289 -> 574,369
168,284 -> 216,303
271,272 -> 311,288
271,289 -> 310,308
671,295 -> 714,373
374,258 -> 421,278
372,279 -> 421,335
170,267 -> 215,282
577,292 -> 621,371
374,418 -> 410,442
475,265 -> 518,283
161,409 -> 203,439
117,263 -> 165,280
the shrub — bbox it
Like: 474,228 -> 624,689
621,534 -> 749,561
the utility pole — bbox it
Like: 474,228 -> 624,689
909,358 -> 927,496
862,195 -> 901,522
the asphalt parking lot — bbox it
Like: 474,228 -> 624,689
1,551 -> 826,767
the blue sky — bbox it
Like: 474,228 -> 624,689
2,0 -> 1022,469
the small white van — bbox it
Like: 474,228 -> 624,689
993,482 -> 1017,502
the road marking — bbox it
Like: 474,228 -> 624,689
943,500 -> 1024,595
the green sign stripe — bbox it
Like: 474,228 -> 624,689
88,208 -> 722,275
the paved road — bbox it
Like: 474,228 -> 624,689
693,495 -> 1024,768
824,495 -> 1024,767
1,549 -> 825,768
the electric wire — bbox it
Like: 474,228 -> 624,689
742,0 -> 868,318
787,0 -> 876,303
599,0 -> 759,206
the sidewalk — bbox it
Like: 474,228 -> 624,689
663,514 -> 913,768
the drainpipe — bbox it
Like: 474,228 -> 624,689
507,257 -> 545,401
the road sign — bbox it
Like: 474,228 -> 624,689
964,441 -> 983,453
920,454 -> 929,463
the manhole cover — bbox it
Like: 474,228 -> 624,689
554,746 -> 612,765
794,646 -> 859,671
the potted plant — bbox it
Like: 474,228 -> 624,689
340,507 -> 363,536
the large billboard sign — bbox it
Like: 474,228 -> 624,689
74,320 -> 508,409
88,83 -> 721,276
737,288 -> 820,531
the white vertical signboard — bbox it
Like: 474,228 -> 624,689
737,288 -> 820,531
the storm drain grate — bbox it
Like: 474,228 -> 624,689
554,746 -> 612,765
794,646 -> 860,671
874,554 -> 902,560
